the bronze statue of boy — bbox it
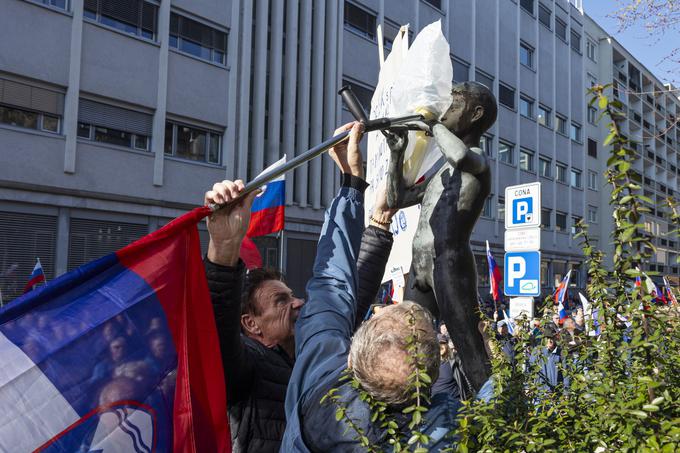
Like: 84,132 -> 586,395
386,81 -> 497,390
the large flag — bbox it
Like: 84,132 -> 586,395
247,156 -> 286,238
23,257 -> 46,293
663,276 -> 677,305
502,310 -> 515,336
0,207 -> 230,452
554,270 -> 571,321
486,241 -> 502,302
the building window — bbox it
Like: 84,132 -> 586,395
556,212 -> 567,232
570,29 -> 581,52
344,2 -> 376,40
520,42 -> 534,68
541,208 -> 552,229
78,123 -> 149,150
475,70 -> 494,90
423,0 -> 442,8
571,216 -> 582,235
588,170 -> 597,190
555,18 -> 567,41
84,0 -> 158,40
0,104 -> 61,134
586,39 -> 597,61
38,0 -> 68,9
570,168 -> 582,188
588,206 -> 598,224
520,0 -> 534,15
570,122 -> 582,142
587,105 -> 597,124
77,99 -> 152,151
520,148 -> 534,172
537,105 -> 551,127
587,138 -> 597,158
480,135 -> 493,156
498,197 -> 505,222
519,95 -> 534,119
169,13 -> 228,65
165,122 -> 221,164
556,163 -> 567,183
539,4 -> 551,28
452,58 -> 470,82
556,114 -> 567,134
499,84 -> 515,109
482,195 -> 493,218
539,156 -> 551,177
498,140 -> 514,165
342,79 -> 373,115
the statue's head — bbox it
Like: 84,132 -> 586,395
348,301 -> 439,406
440,81 -> 498,139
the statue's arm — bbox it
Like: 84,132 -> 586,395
385,131 -> 425,209
431,123 -> 488,175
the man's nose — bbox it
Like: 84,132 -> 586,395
291,297 -> 305,309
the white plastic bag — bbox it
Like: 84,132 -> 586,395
389,20 -> 453,186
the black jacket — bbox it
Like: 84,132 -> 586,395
206,259 -> 293,453
355,225 -> 394,329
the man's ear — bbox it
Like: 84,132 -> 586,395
471,105 -> 484,123
241,314 -> 261,337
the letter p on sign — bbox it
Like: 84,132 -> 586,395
507,256 -> 525,287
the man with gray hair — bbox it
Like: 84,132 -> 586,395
281,122 -> 462,452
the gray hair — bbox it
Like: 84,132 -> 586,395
349,301 -> 440,406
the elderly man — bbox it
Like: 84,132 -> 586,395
281,122 -> 462,451
204,179 -> 304,452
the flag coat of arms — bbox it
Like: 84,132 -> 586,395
0,207 -> 229,452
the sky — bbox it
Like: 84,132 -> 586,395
583,0 -> 678,84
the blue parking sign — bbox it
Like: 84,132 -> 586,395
504,251 -> 541,297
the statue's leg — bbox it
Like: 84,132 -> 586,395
403,268 -> 439,319
432,245 -> 491,392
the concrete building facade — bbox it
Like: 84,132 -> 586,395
0,0 -> 675,304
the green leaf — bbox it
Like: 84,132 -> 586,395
598,96 -> 608,109
604,131 -> 617,146
642,404 -> 659,412
629,410 -> 648,418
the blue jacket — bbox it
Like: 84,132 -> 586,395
281,184 -> 461,452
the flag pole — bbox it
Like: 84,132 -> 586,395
278,230 -> 285,273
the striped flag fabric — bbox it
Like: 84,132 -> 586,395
0,207 -> 230,452
23,258 -> 46,293
247,156 -> 286,238
554,270 -> 571,321
486,241 -> 502,302
663,277 -> 677,305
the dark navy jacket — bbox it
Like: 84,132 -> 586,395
281,184 -> 462,452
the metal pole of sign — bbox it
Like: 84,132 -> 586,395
278,230 -> 286,273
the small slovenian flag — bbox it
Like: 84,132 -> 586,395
664,277 -> 677,305
554,269 -> 571,321
486,241 -> 502,302
23,258 -> 46,293
247,156 -> 286,238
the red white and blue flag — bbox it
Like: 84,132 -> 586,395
0,207 -> 230,452
486,241 -> 502,302
247,156 -> 286,238
23,257 -> 46,293
554,269 -> 571,321
663,277 -> 677,305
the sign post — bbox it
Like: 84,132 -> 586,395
503,183 -> 542,314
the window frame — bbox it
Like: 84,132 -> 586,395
570,168 -> 582,189
169,12 -> 228,65
164,121 -> 222,165
555,211 -> 567,232
555,113 -> 567,135
84,0 -> 159,41
519,95 -> 534,119
587,105 -> 597,124
344,1 -> 377,41
482,195 -> 494,219
538,3 -> 551,29
475,70 -> 494,90
570,122 -> 582,142
570,29 -> 581,53
555,17 -> 567,41
588,206 -> 598,224
498,140 -> 515,165
520,0 -> 535,15
499,83 -> 516,110
480,134 -> 493,157
586,39 -> 597,61
588,170 -> 598,190
520,42 -> 534,69
0,103 -> 62,135
77,122 -> 150,151
519,148 -> 535,172
556,162 -> 568,184
541,208 -> 552,229
539,156 -> 552,178
537,104 -> 552,128
587,138 -> 598,158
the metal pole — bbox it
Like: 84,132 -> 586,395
209,131 -> 350,211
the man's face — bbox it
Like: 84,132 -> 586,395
546,338 -> 556,351
110,338 -> 127,362
440,94 -> 469,136
439,342 -> 448,358
251,280 -> 304,346
552,313 -> 560,325
150,337 -> 168,359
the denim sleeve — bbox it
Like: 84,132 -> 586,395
284,186 -> 365,418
